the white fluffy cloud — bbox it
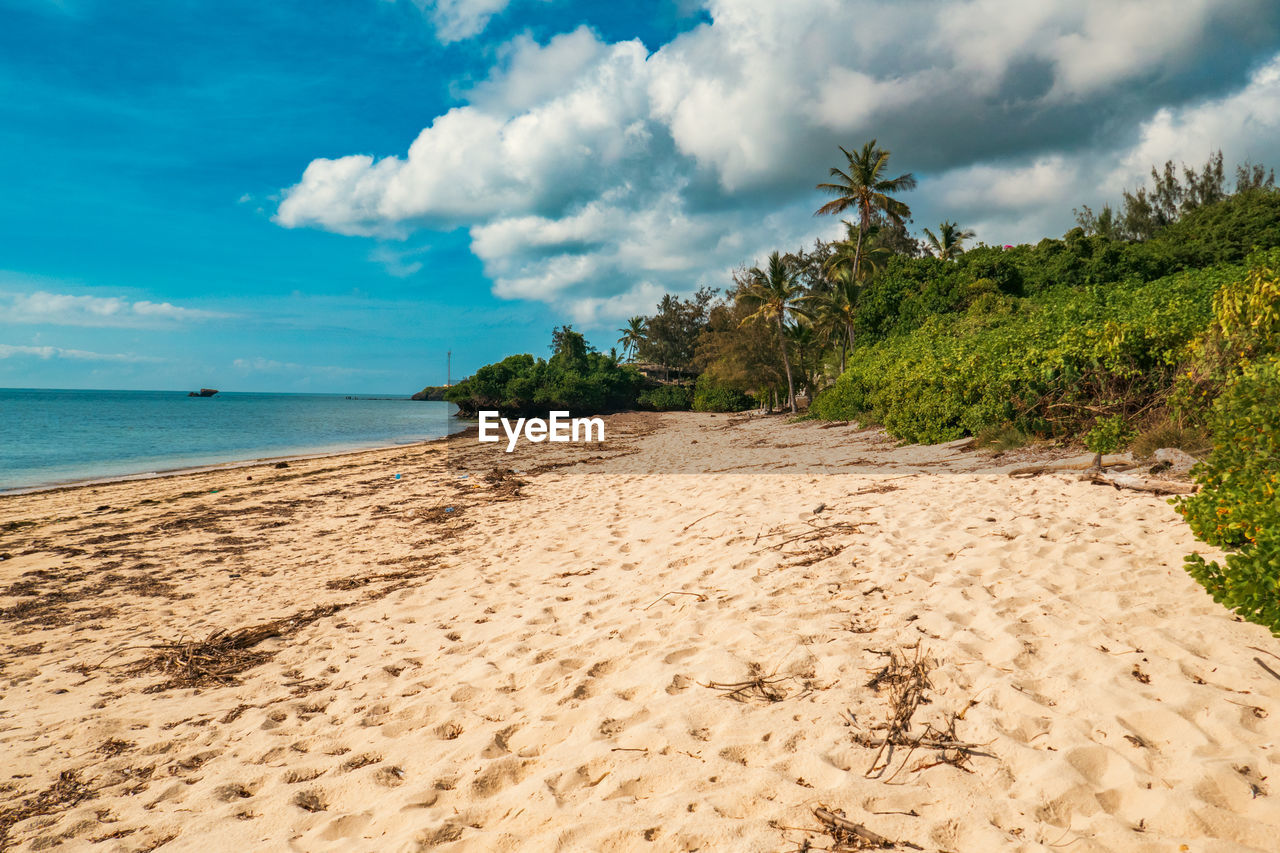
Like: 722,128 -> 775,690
1,291 -> 231,327
280,0 -> 1280,321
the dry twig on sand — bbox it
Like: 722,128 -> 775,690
703,674 -> 798,703
856,646 -> 990,779
799,806 -> 922,850
642,591 -> 707,610
754,520 -> 862,554
702,660 -> 804,703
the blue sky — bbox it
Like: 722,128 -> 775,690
3,0 -> 1280,393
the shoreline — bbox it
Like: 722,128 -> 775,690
3,412 -> 1278,851
0,425 -> 477,498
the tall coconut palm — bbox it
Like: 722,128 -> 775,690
923,220 -> 976,260
616,316 -> 646,362
815,140 -> 916,286
740,251 -> 806,413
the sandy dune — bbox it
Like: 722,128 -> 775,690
3,413 -> 1280,852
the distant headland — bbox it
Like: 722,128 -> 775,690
187,388 -> 218,397
411,385 -> 448,401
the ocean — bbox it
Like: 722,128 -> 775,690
0,388 -> 465,492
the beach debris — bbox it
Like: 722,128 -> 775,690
413,505 -> 463,524
703,674 -> 797,704
806,806 -> 922,850
811,503 -> 827,515
681,511 -> 720,533
855,645 -> 989,778
754,520 -> 862,554
395,473 -> 401,480
0,770 -> 95,849
479,467 -> 528,501
1082,469 -> 1198,495
274,461 -> 289,469
643,590 -> 708,610
702,661 -> 799,704
129,603 -> 347,689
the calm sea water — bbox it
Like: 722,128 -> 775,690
0,388 -> 464,492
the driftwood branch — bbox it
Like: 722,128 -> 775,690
1008,453 -> 1133,478
1082,469 -> 1198,495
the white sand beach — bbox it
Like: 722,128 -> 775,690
3,413 -> 1279,852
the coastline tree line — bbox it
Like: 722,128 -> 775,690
438,142 -> 1280,633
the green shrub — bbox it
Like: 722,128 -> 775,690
638,385 -> 693,411
692,376 -> 754,412
1176,355 -> 1280,633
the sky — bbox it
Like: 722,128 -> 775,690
3,0 -> 1280,393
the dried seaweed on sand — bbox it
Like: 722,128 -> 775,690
130,603 -> 347,689
0,770 -> 95,849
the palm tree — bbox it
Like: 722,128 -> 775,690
815,140 -> 916,285
824,220 -> 892,283
785,319 -> 820,401
740,252 -> 806,413
804,274 -> 860,373
617,316 -> 646,362
923,220 -> 976,260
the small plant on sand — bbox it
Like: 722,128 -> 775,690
1084,414 -> 1133,467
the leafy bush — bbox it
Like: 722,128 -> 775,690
638,385 -> 693,411
692,376 -> 755,412
1176,355 -> 1280,633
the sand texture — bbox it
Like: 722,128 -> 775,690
3,412 -> 1280,852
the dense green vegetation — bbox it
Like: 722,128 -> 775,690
810,258 -> 1264,442
443,328 -> 642,418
